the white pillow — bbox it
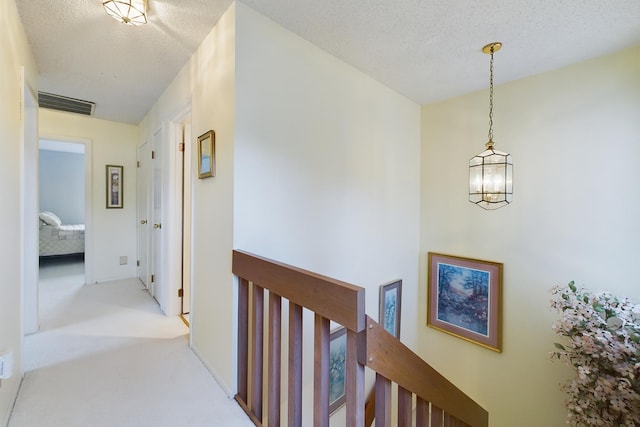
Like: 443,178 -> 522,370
39,211 -> 62,227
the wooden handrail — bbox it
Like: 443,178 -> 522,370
233,250 -> 365,332
361,315 -> 488,427
233,250 -> 366,427
232,250 -> 488,427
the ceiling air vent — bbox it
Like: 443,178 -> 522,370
38,92 -> 95,116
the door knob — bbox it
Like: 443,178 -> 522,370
153,223 -> 162,229
140,219 -> 147,224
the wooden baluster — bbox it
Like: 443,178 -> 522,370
444,413 -> 469,427
444,412 -> 453,426
268,293 -> 282,427
237,278 -> 249,404
251,285 -> 264,421
346,329 -> 364,427
364,389 -> 376,427
415,397 -> 428,427
314,314 -> 330,427
397,386 -> 412,427
375,374 -> 391,427
288,303 -> 303,427
431,404 -> 443,427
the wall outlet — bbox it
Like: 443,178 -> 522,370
0,351 -> 13,379
119,256 -> 127,265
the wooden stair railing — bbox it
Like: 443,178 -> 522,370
232,250 -> 488,427
233,250 -> 366,427
361,316 -> 488,427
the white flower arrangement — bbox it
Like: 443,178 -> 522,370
550,281 -> 640,426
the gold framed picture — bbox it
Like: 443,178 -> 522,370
427,252 -> 502,352
197,130 -> 215,179
379,280 -> 402,339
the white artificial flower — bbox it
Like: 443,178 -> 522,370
551,282 -> 640,426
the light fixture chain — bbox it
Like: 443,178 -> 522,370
488,48 -> 494,143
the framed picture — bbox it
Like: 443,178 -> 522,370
197,130 -> 215,179
106,165 -> 123,209
427,252 -> 502,352
379,280 -> 402,339
329,326 -> 347,414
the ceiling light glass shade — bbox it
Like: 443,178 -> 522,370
469,143 -> 513,210
469,42 -> 512,210
103,0 -> 147,26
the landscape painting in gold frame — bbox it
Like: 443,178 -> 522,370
427,252 -> 502,352
329,326 -> 347,414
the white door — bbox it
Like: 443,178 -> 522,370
136,141 -> 150,288
151,129 -> 163,305
180,120 -> 192,315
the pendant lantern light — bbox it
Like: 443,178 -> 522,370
103,0 -> 148,26
469,42 -> 513,210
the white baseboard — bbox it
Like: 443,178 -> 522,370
3,376 -> 24,427
190,344 -> 235,398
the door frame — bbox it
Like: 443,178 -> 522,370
136,140 -> 151,289
166,105 -> 192,318
21,72 -> 39,335
137,105 -> 192,318
151,127 -> 164,305
38,135 -> 93,285
27,131 -> 92,334
176,114 -> 192,316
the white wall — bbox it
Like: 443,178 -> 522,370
0,0 -> 37,423
138,4 -> 638,426
138,2 -> 237,389
39,150 -> 85,224
39,109 -> 139,283
419,45 -> 640,427
234,4 -> 421,424
139,4 -> 422,415
187,5 -> 237,389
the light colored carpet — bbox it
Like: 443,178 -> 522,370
9,257 -> 253,427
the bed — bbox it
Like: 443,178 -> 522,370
39,211 -> 85,257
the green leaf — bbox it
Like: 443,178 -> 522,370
593,303 -> 605,313
568,281 -> 576,292
554,342 -> 566,351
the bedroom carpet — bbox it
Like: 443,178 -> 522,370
8,258 -> 253,427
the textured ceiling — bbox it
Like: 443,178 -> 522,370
16,0 -> 640,125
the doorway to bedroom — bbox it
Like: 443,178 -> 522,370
38,139 -> 87,318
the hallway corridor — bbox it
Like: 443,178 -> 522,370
8,258 -> 252,427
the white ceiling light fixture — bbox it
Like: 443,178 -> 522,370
103,0 -> 147,26
469,42 -> 513,210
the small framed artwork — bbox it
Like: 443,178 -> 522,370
106,165 -> 123,209
197,130 -> 215,179
379,280 -> 402,339
329,326 -> 347,414
427,252 -> 502,352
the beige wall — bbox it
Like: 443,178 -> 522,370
185,2 -> 237,390
234,4 -> 421,424
139,4 -> 422,415
0,0 -> 37,423
39,109 -> 139,283
138,2 -> 237,389
420,45 -> 640,426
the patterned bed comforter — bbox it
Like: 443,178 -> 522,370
39,223 -> 85,256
